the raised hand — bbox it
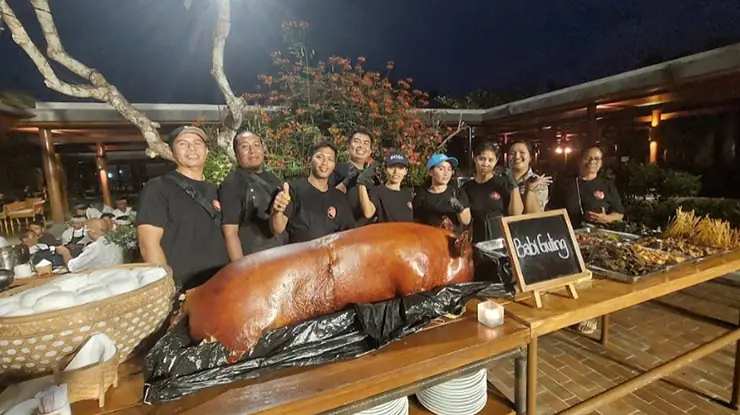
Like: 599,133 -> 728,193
357,162 -> 378,187
272,183 -> 291,214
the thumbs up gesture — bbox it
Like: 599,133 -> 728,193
272,182 -> 292,214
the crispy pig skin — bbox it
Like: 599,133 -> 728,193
184,222 -> 474,361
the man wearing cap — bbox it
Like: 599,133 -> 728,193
112,197 -> 135,219
62,214 -> 92,246
136,126 -> 228,290
271,141 -> 355,243
219,130 -> 287,260
413,153 -> 471,234
357,151 -> 414,223
330,130 -> 375,226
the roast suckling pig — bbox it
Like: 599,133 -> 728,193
184,222 -> 474,361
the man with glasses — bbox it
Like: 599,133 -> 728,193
219,130 -> 287,260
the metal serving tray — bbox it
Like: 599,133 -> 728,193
582,242 -> 691,284
575,226 -> 641,242
632,237 -> 731,263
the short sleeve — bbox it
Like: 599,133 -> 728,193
607,180 -> 625,214
136,179 -> 168,229
218,172 -> 244,225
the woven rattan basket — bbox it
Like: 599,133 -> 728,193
53,339 -> 120,407
0,264 -> 175,377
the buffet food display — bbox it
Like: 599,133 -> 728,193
576,209 -> 739,283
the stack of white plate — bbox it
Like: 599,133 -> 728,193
353,396 -> 409,415
416,369 -> 487,415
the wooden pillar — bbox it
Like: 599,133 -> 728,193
649,109 -> 661,164
54,153 -> 69,219
96,143 -> 112,207
39,129 -> 65,223
587,103 -> 598,143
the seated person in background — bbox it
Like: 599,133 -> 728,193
21,229 -> 65,268
100,212 -> 115,230
62,215 -> 92,246
74,203 -> 103,219
112,197 -> 134,218
28,220 -> 60,246
56,219 -> 123,272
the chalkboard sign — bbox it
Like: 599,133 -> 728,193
501,209 -> 588,293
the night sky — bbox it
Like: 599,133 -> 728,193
1,0 -> 740,104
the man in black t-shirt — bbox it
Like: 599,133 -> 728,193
136,126 -> 228,290
357,151 -> 413,223
271,141 -> 355,243
219,131 -> 287,260
330,130 -> 374,225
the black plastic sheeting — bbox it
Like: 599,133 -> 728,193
142,278 -> 514,404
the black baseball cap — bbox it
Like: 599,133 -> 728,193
385,151 -> 409,167
167,126 -> 207,148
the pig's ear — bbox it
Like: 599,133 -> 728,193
449,229 -> 472,258
439,217 -> 455,233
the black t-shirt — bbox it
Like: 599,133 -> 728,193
413,185 -> 470,234
136,171 -> 229,289
550,175 -> 625,228
369,185 -> 414,223
330,161 -> 371,226
283,178 -> 356,243
462,176 -> 512,242
219,168 -> 287,255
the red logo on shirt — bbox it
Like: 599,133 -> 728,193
489,192 -> 501,200
213,200 -> 221,211
407,202 -> 413,210
327,206 -> 337,219
593,191 -> 605,200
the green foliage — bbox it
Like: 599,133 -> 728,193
624,198 -> 740,230
203,149 -> 233,186
614,162 -> 701,202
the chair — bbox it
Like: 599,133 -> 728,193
31,200 -> 47,226
4,201 -> 33,234
0,209 -> 6,236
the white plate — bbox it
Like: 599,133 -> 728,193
356,397 -> 407,415
417,391 -> 486,415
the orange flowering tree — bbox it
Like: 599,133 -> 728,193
233,21 -> 451,186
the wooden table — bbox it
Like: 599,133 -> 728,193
498,249 -> 740,415
73,308 -> 530,415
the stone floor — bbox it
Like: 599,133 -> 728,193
488,277 -> 740,415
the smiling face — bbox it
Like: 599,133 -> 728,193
474,150 -> 497,177
236,133 -> 265,170
310,146 -> 337,180
385,165 -> 408,185
581,147 -> 603,176
430,161 -> 454,186
348,133 -> 372,164
172,133 -> 208,169
508,143 -> 531,171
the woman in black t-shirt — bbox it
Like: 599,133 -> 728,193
413,153 -> 471,234
357,151 -> 414,223
462,142 -> 524,242
550,146 -> 624,228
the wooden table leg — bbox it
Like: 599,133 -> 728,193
527,336 -> 538,415
515,356 -> 526,414
600,314 -> 610,347
732,308 -> 740,411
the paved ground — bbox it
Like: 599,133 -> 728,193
489,277 -> 740,415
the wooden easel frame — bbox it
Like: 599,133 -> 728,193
500,209 -> 590,308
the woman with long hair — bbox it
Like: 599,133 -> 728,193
507,141 -> 552,211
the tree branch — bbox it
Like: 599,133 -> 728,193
211,0 -> 244,160
437,113 -> 468,152
28,0 -> 172,159
0,0 -> 172,159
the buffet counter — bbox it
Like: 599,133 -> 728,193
72,308 -> 529,415
496,248 -> 740,415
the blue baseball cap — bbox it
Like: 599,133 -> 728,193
426,153 -> 459,169
385,152 -> 409,167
